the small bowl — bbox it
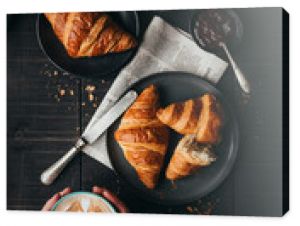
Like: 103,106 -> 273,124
51,191 -> 116,213
190,9 -> 243,53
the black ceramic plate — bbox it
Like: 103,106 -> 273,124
36,12 -> 140,78
107,71 -> 239,205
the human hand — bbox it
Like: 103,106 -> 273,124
92,186 -> 128,213
41,187 -> 72,211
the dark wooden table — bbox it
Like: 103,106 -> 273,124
7,8 -> 288,216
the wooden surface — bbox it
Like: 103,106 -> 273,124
7,9 -> 287,216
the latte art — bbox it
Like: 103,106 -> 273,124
52,192 -> 115,213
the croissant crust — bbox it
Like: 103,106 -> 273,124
156,93 -> 223,144
114,85 -> 169,189
44,12 -> 137,58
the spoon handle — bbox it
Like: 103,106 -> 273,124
220,42 -> 251,94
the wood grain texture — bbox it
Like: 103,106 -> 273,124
7,14 -> 81,210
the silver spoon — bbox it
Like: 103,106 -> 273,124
219,41 -> 250,94
191,9 -> 250,95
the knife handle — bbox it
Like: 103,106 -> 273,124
40,138 -> 86,185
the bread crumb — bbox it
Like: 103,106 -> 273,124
59,89 -> 65,96
88,93 -> 94,102
186,206 -> 193,213
85,85 -> 96,92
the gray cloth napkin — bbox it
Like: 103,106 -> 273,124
82,16 -> 228,169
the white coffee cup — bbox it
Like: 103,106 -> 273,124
51,191 -> 115,213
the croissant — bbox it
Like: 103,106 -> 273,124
44,12 -> 137,58
114,85 -> 169,189
166,135 -> 216,180
156,93 -> 223,144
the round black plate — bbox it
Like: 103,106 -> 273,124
190,9 -> 243,53
36,12 -> 140,79
107,71 -> 239,205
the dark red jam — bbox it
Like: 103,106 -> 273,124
193,9 -> 235,49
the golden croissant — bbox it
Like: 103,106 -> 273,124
165,134 -> 216,180
44,12 -> 137,58
156,93 -> 223,144
114,85 -> 169,189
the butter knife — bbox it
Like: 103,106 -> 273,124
40,90 -> 137,185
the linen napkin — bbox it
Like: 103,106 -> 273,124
82,16 -> 228,169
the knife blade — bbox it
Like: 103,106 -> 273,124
82,90 -> 137,144
40,90 -> 137,185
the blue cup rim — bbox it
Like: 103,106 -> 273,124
51,191 -> 116,212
